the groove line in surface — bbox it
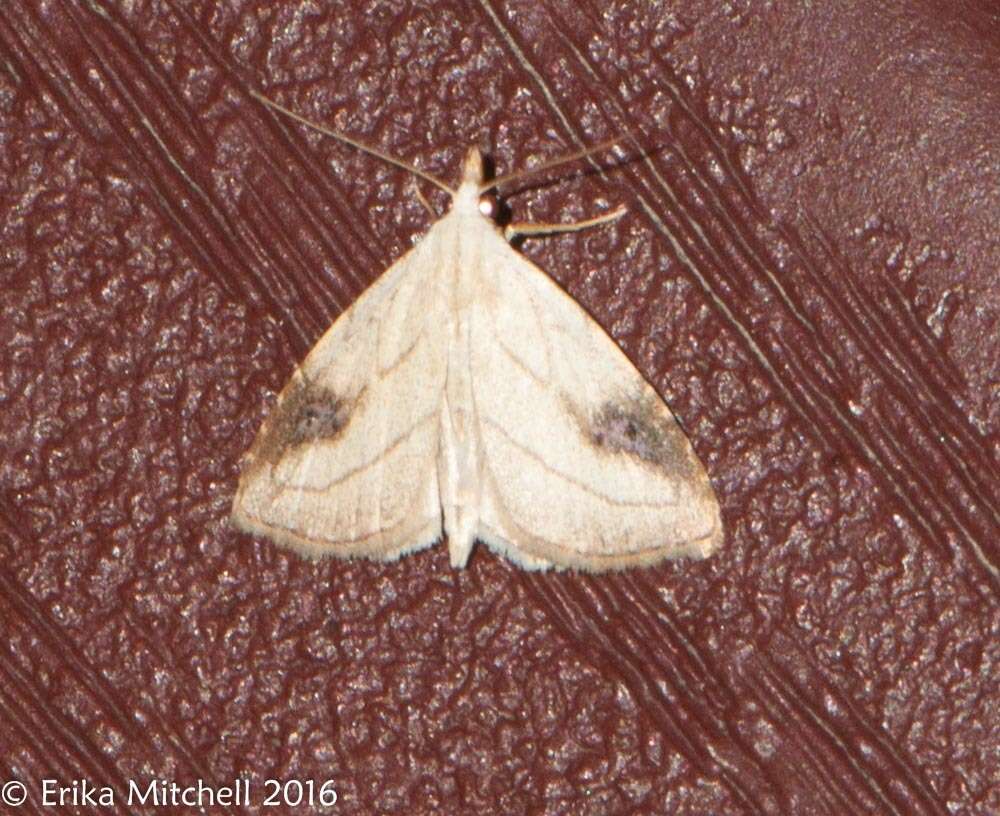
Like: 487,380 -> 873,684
23,0 -> 390,361
62,0 -> 337,345
754,652 -> 946,815
0,677 -> 101,807
555,0 -> 998,544
107,0 -> 384,304
520,573 -> 767,813
0,639 -> 134,814
796,214 -> 999,560
593,89 -> 995,575
585,575 -> 848,810
477,7 -> 986,811
0,517 -> 240,816
482,0 -> 998,582
161,0 -> 391,283
3,2 -> 315,352
550,7 -> 999,575
475,0 -> 840,454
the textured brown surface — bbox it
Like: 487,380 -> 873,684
1,1 -> 998,815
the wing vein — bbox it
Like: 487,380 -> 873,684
481,417 -> 673,510
275,411 -> 439,492
377,327 -> 426,377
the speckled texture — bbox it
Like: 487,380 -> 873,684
0,2 -> 997,815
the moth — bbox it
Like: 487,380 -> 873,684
231,93 -> 722,571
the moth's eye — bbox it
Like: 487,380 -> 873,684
478,193 -> 497,218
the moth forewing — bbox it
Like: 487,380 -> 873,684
233,96 -> 722,570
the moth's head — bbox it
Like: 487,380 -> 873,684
460,147 -> 485,187
455,147 -> 497,218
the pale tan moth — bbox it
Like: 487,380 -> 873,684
231,92 -> 722,571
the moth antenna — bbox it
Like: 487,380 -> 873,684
481,134 -> 627,194
250,90 -> 456,197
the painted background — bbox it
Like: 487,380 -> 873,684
1,2 -> 997,814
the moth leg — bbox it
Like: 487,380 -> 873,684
504,205 -> 626,241
411,180 -> 438,218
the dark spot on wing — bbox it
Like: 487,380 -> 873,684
589,392 -> 699,479
251,376 -> 350,467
